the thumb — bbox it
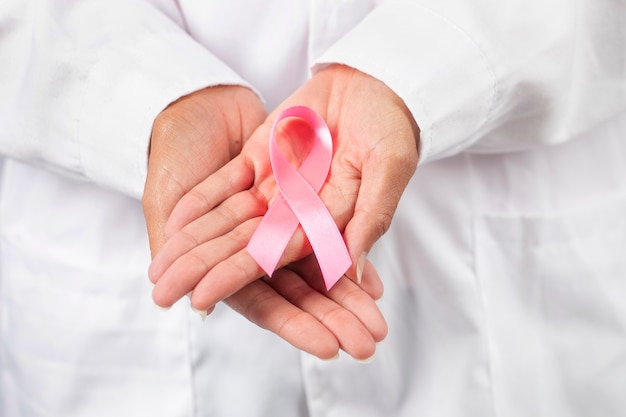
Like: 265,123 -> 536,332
342,145 -> 417,296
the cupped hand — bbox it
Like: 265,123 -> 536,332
150,64 -> 419,325
142,85 -> 267,257
225,254 -> 387,360
142,83 -> 386,360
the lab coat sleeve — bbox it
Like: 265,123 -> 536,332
313,0 -> 626,164
0,0 -> 254,199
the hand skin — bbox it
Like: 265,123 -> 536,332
149,64 -> 420,357
143,83 -> 388,360
143,85 -> 266,257
224,254 -> 387,360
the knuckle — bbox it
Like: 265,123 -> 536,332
336,285 -> 367,308
241,288 -> 275,325
180,188 -> 212,218
225,227 -> 249,248
361,208 -> 393,239
374,211 -> 394,237
319,305 -> 350,327
218,201 -> 240,225
185,250 -> 211,277
225,256 -> 254,286
178,229 -> 200,249
275,310 -> 309,337
283,283 -> 310,308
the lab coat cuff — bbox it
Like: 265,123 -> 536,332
312,0 -> 497,165
78,32 -> 256,199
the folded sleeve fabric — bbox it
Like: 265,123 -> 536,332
0,0 -> 253,199
313,0 -> 626,165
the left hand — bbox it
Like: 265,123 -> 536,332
142,85 -> 266,258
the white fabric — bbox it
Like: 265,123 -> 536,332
1,0 -> 625,416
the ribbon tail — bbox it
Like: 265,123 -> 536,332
293,199 -> 352,290
246,196 -> 299,276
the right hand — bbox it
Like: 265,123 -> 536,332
142,85 -> 267,258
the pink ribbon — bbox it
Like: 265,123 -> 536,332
246,106 -> 351,290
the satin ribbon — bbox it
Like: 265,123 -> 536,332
246,106 -> 351,290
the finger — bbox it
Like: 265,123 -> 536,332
268,267 -> 381,360
164,156 -> 256,239
287,256 -> 387,344
358,258 -> 384,301
152,218 -> 261,308
224,280 -> 340,360
149,191 -> 266,283
189,246 -> 266,311
342,142 -> 417,286
188,217 -> 316,306
156,207 -> 316,308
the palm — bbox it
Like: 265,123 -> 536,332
143,86 -> 266,257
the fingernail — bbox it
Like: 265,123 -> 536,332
321,353 -> 340,362
356,252 -> 368,285
155,304 -> 171,312
191,305 -> 207,322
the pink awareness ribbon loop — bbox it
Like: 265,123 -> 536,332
246,106 -> 351,290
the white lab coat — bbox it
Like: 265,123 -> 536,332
1,0 -> 625,416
